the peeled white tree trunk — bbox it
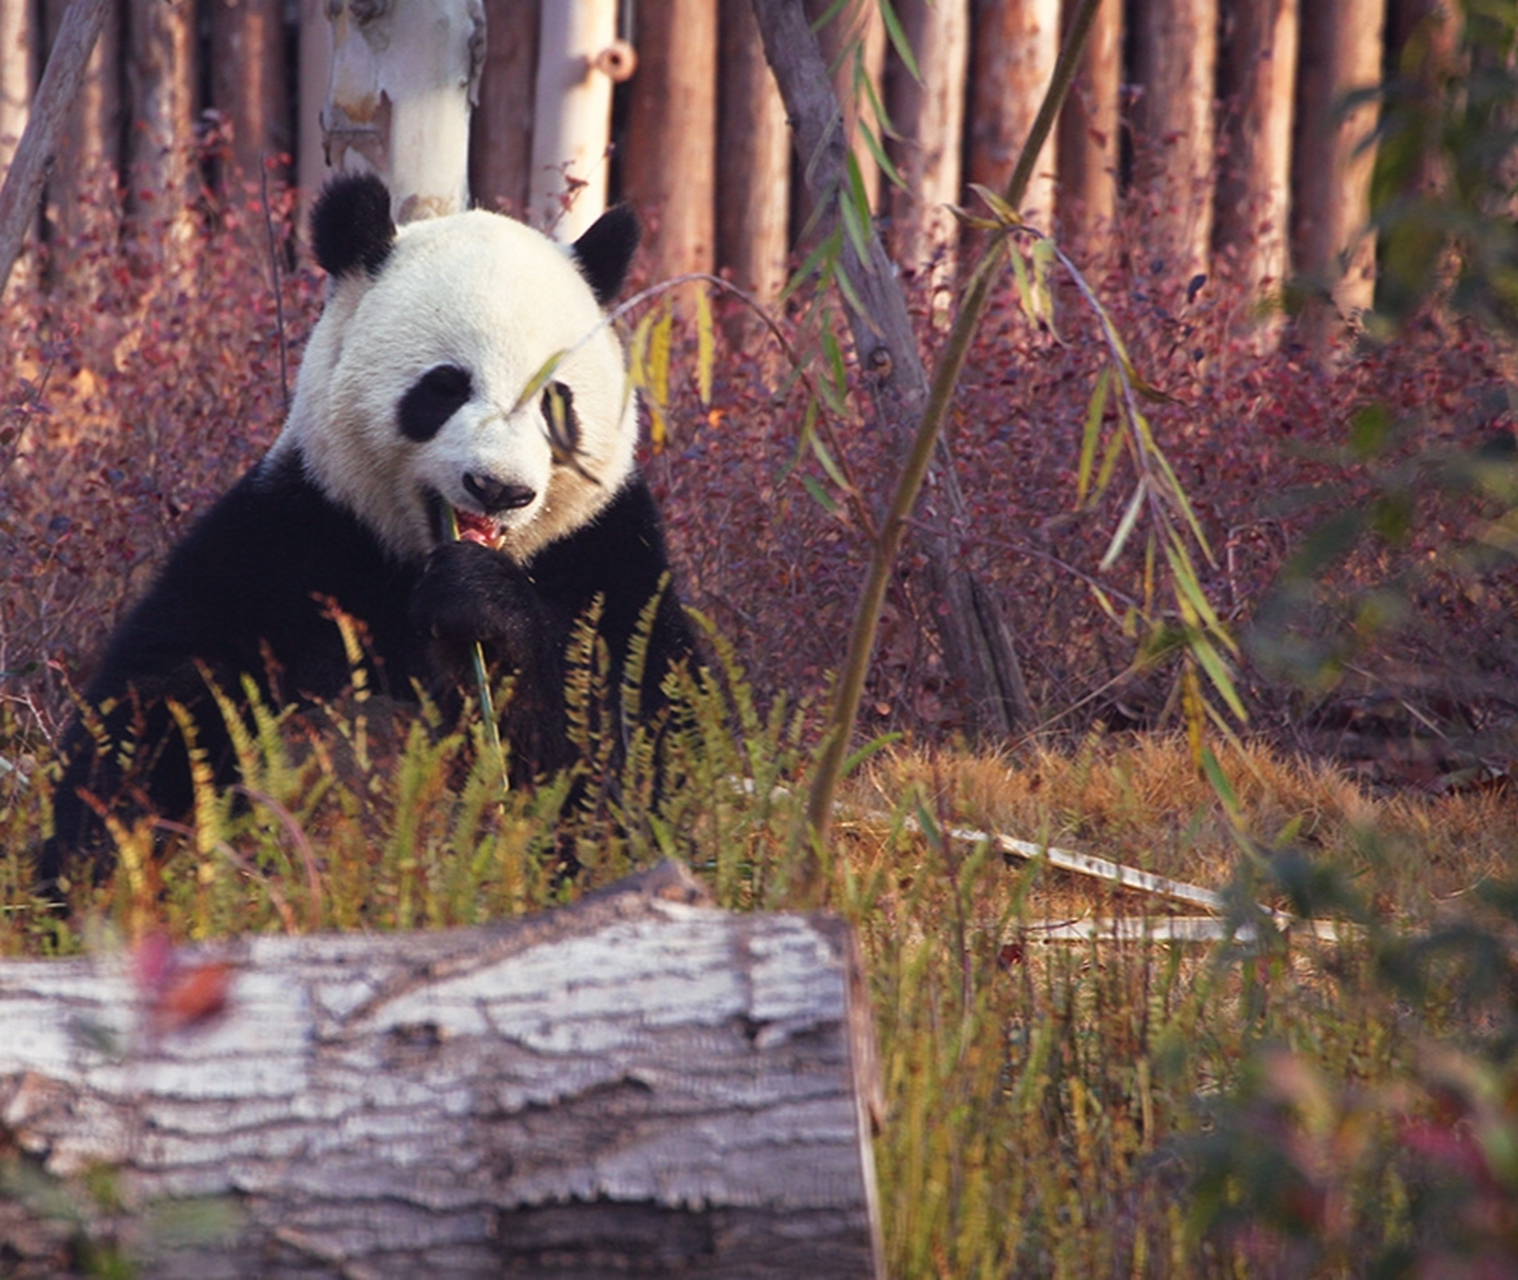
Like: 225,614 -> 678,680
323,0 -> 487,222
0,863 -> 884,1278
529,0 -> 627,240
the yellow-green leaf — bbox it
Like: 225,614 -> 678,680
1076,366 -> 1111,507
968,182 -> 1021,227
694,285 -> 714,407
649,308 -> 673,409
1100,482 -> 1147,572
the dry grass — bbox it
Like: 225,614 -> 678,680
4,682 -> 1518,1275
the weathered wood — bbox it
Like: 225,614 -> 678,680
0,862 -> 884,1279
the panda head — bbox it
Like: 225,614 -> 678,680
275,173 -> 641,564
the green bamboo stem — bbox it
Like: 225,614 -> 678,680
445,508 -> 509,792
803,0 -> 1106,845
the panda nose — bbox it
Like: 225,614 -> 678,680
463,473 -> 536,514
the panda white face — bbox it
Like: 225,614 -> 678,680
273,182 -> 638,565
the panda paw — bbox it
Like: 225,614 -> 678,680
412,541 -> 544,668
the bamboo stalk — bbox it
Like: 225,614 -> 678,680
445,508 -> 509,791
802,0 -> 1107,849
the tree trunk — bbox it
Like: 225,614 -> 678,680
42,0 -> 121,255
0,0 -> 112,299
0,863 -> 885,1279
1131,0 -> 1218,285
123,0 -> 196,280
296,0 -> 333,207
1292,0 -> 1385,347
0,0 -> 36,187
208,0 -> 288,185
1055,0 -> 1121,255
529,0 -> 619,238
750,0 -> 1036,742
805,0 -> 886,213
324,0 -> 485,223
716,0 -> 790,344
885,0 -> 969,290
1214,0 -> 1299,338
469,0 -> 539,217
969,0 -> 1059,229
623,0 -> 718,280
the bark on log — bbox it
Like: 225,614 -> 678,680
0,862 -> 885,1279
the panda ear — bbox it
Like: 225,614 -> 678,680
311,173 -> 396,279
572,204 -> 640,307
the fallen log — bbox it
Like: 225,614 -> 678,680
0,862 -> 884,1279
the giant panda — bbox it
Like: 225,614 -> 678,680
43,172 -> 696,888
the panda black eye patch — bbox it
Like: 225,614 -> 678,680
398,364 -> 474,442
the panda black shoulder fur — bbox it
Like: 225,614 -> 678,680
44,173 -> 696,887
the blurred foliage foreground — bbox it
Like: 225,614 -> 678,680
7,7 -> 1518,1273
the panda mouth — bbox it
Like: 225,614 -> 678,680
452,506 -> 505,550
425,490 -> 507,552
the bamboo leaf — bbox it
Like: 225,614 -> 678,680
1031,237 -> 1057,334
1100,482 -> 1147,572
819,325 -> 851,415
694,285 -> 714,407
1008,243 -> 1035,321
649,307 -> 673,409
1088,582 -> 1122,624
968,182 -> 1021,227
878,0 -> 920,82
841,731 -> 904,779
1190,631 -> 1248,721
510,350 -> 568,414
800,472 -> 839,514
1076,366 -> 1111,506
839,155 -> 874,267
627,310 -> 656,392
1150,447 -> 1217,563
808,427 -> 851,492
1199,743 -> 1243,819
647,397 -> 669,452
857,118 -> 905,190
1164,537 -> 1235,652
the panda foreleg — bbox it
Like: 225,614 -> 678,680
410,540 -> 570,770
